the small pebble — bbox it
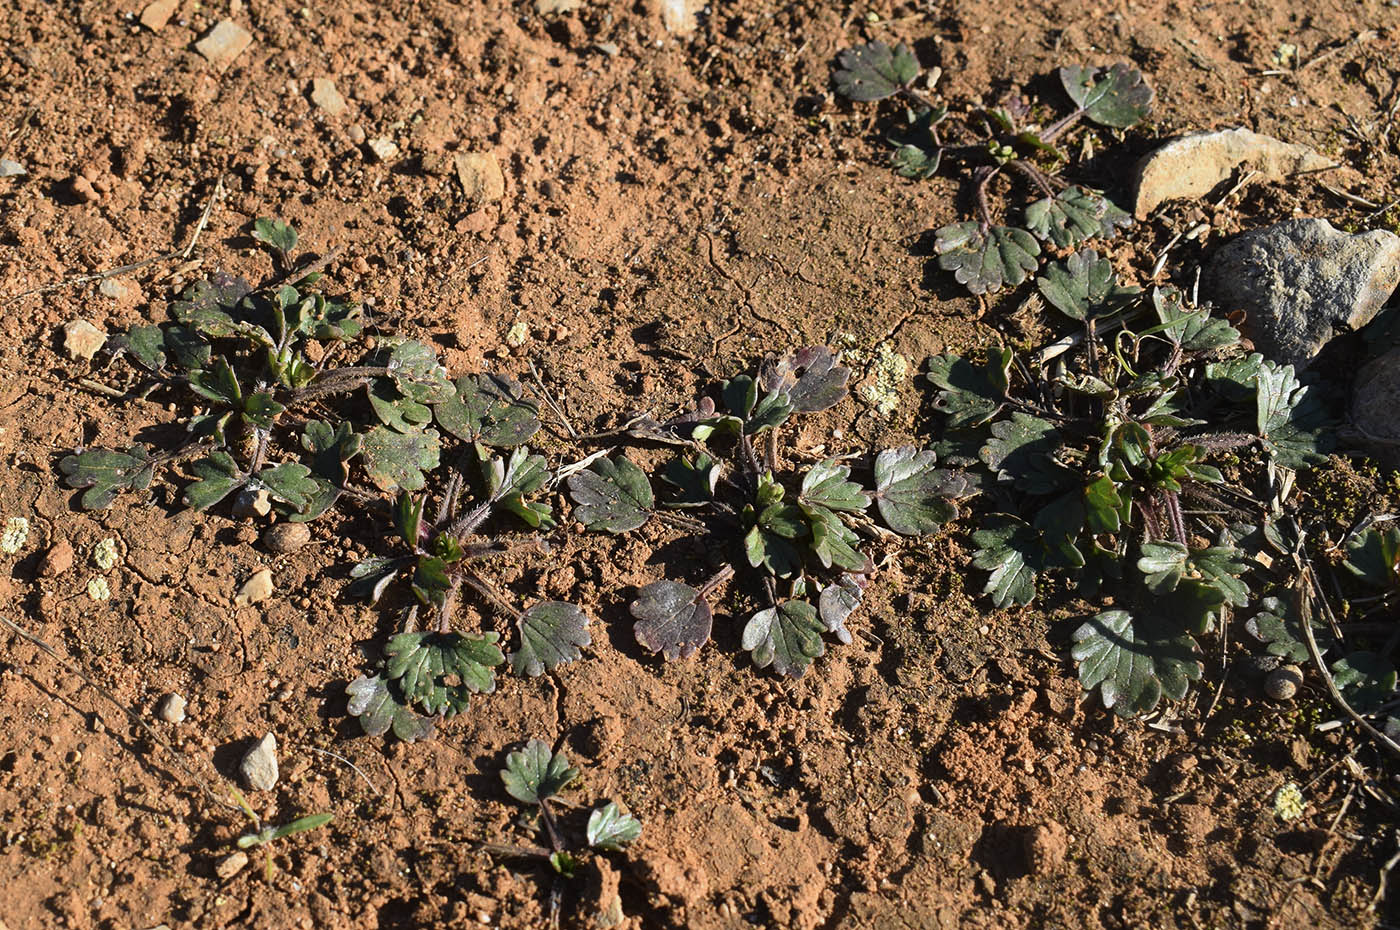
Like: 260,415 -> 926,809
155,693 -> 187,724
234,568 -> 273,607
0,159 -> 25,178
232,487 -> 272,519
39,539 -> 74,577
310,77 -> 347,116
139,0 -> 177,32
347,124 -> 366,145
62,319 -> 107,360
239,732 -> 279,791
1265,665 -> 1304,701
194,20 -> 254,72
263,523 -> 311,554
215,850 -> 249,879
366,137 -> 400,162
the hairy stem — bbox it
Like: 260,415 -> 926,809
972,165 -> 1000,231
1040,107 -> 1084,143
1006,158 -> 1058,196
459,569 -> 523,622
697,564 -> 736,599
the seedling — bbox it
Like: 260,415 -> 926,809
490,739 -> 641,926
567,346 -> 970,676
229,786 -> 333,881
833,42 -> 1152,295
56,219 -> 495,522
344,441 -> 591,741
924,250 -> 1334,715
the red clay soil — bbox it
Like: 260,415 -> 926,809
1,1 -> 1398,928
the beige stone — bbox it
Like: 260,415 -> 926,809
139,0 -> 178,32
455,152 -> 505,203
195,21 -> 253,72
310,77 -> 347,116
62,319 -> 107,361
234,568 -> 273,607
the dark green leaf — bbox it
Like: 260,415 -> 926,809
302,419 -> 361,484
799,459 -> 871,512
1246,595 -> 1328,663
511,602 -> 591,677
188,357 -> 242,406
501,738 -> 580,805
253,462 -> 320,511
347,555 -> 410,603
924,350 -> 1012,428
934,222 -> 1041,295
631,580 -> 714,660
873,446 -> 970,535
1153,287 -> 1240,353
887,106 -> 946,179
384,631 -> 503,717
1083,475 -> 1123,534
1025,188 -> 1133,249
971,516 -> 1043,607
361,426 -> 441,493
345,675 -> 436,741
742,599 -> 826,677
184,452 -> 246,510
368,378 -> 433,432
410,555 -> 452,607
661,452 -> 720,505
242,391 -> 285,429
1059,63 -> 1154,128
744,503 -> 807,576
978,413 -> 1073,493
395,493 -> 424,547
833,41 -> 920,102
1331,652 -> 1397,712
1071,609 -> 1201,717
1035,248 -> 1141,322
117,325 -> 168,371
804,505 -> 873,573
1255,360 -> 1331,468
568,456 -> 653,533
59,445 -> 156,509
722,375 -> 758,419
384,340 -> 454,404
587,802 -> 642,851
171,272 -> 258,340
432,373 -> 540,447
757,345 -> 851,413
488,448 -> 551,501
269,813 -> 333,842
252,217 -> 298,257
1343,526 -> 1400,589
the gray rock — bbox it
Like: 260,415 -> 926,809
1132,128 -> 1342,219
1204,218 -> 1400,369
0,159 -> 25,178
1353,346 -> 1400,447
239,732 -> 279,791
155,693 -> 187,724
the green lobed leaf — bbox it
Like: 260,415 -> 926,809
384,631 -> 503,717
252,217 -> 298,257
661,452 -> 720,505
361,426 -> 441,493
367,378 -> 433,432
171,272 -> 258,340
1245,595 -> 1328,663
744,503 -> 807,576
833,41 -> 920,101
1059,63 -> 1154,128
188,357 -> 243,406
630,580 -> 714,660
587,802 -> 642,851
432,373 -> 541,447
924,350 -> 1012,428
252,462 -> 320,511
1071,609 -> 1201,718
567,455 -> 655,533
804,504 -> 873,573
873,446 -> 970,536
1255,360 -> 1331,468
971,516 -> 1043,607
384,339 -> 455,404
59,445 -> 156,509
887,106 -> 946,179
817,574 -> 864,645
978,413 -> 1074,494
1035,248 -> 1141,322
345,675 -> 436,741
241,391 -> 285,430
1151,287 -> 1240,353
1343,525 -> 1400,589
116,324 -> 168,371
1331,651 -> 1398,712
184,451 -> 246,510
501,738 -> 580,805
799,459 -> 871,512
741,599 -> 826,678
934,222 -> 1041,296
510,601 -> 591,677
1025,188 -> 1133,250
